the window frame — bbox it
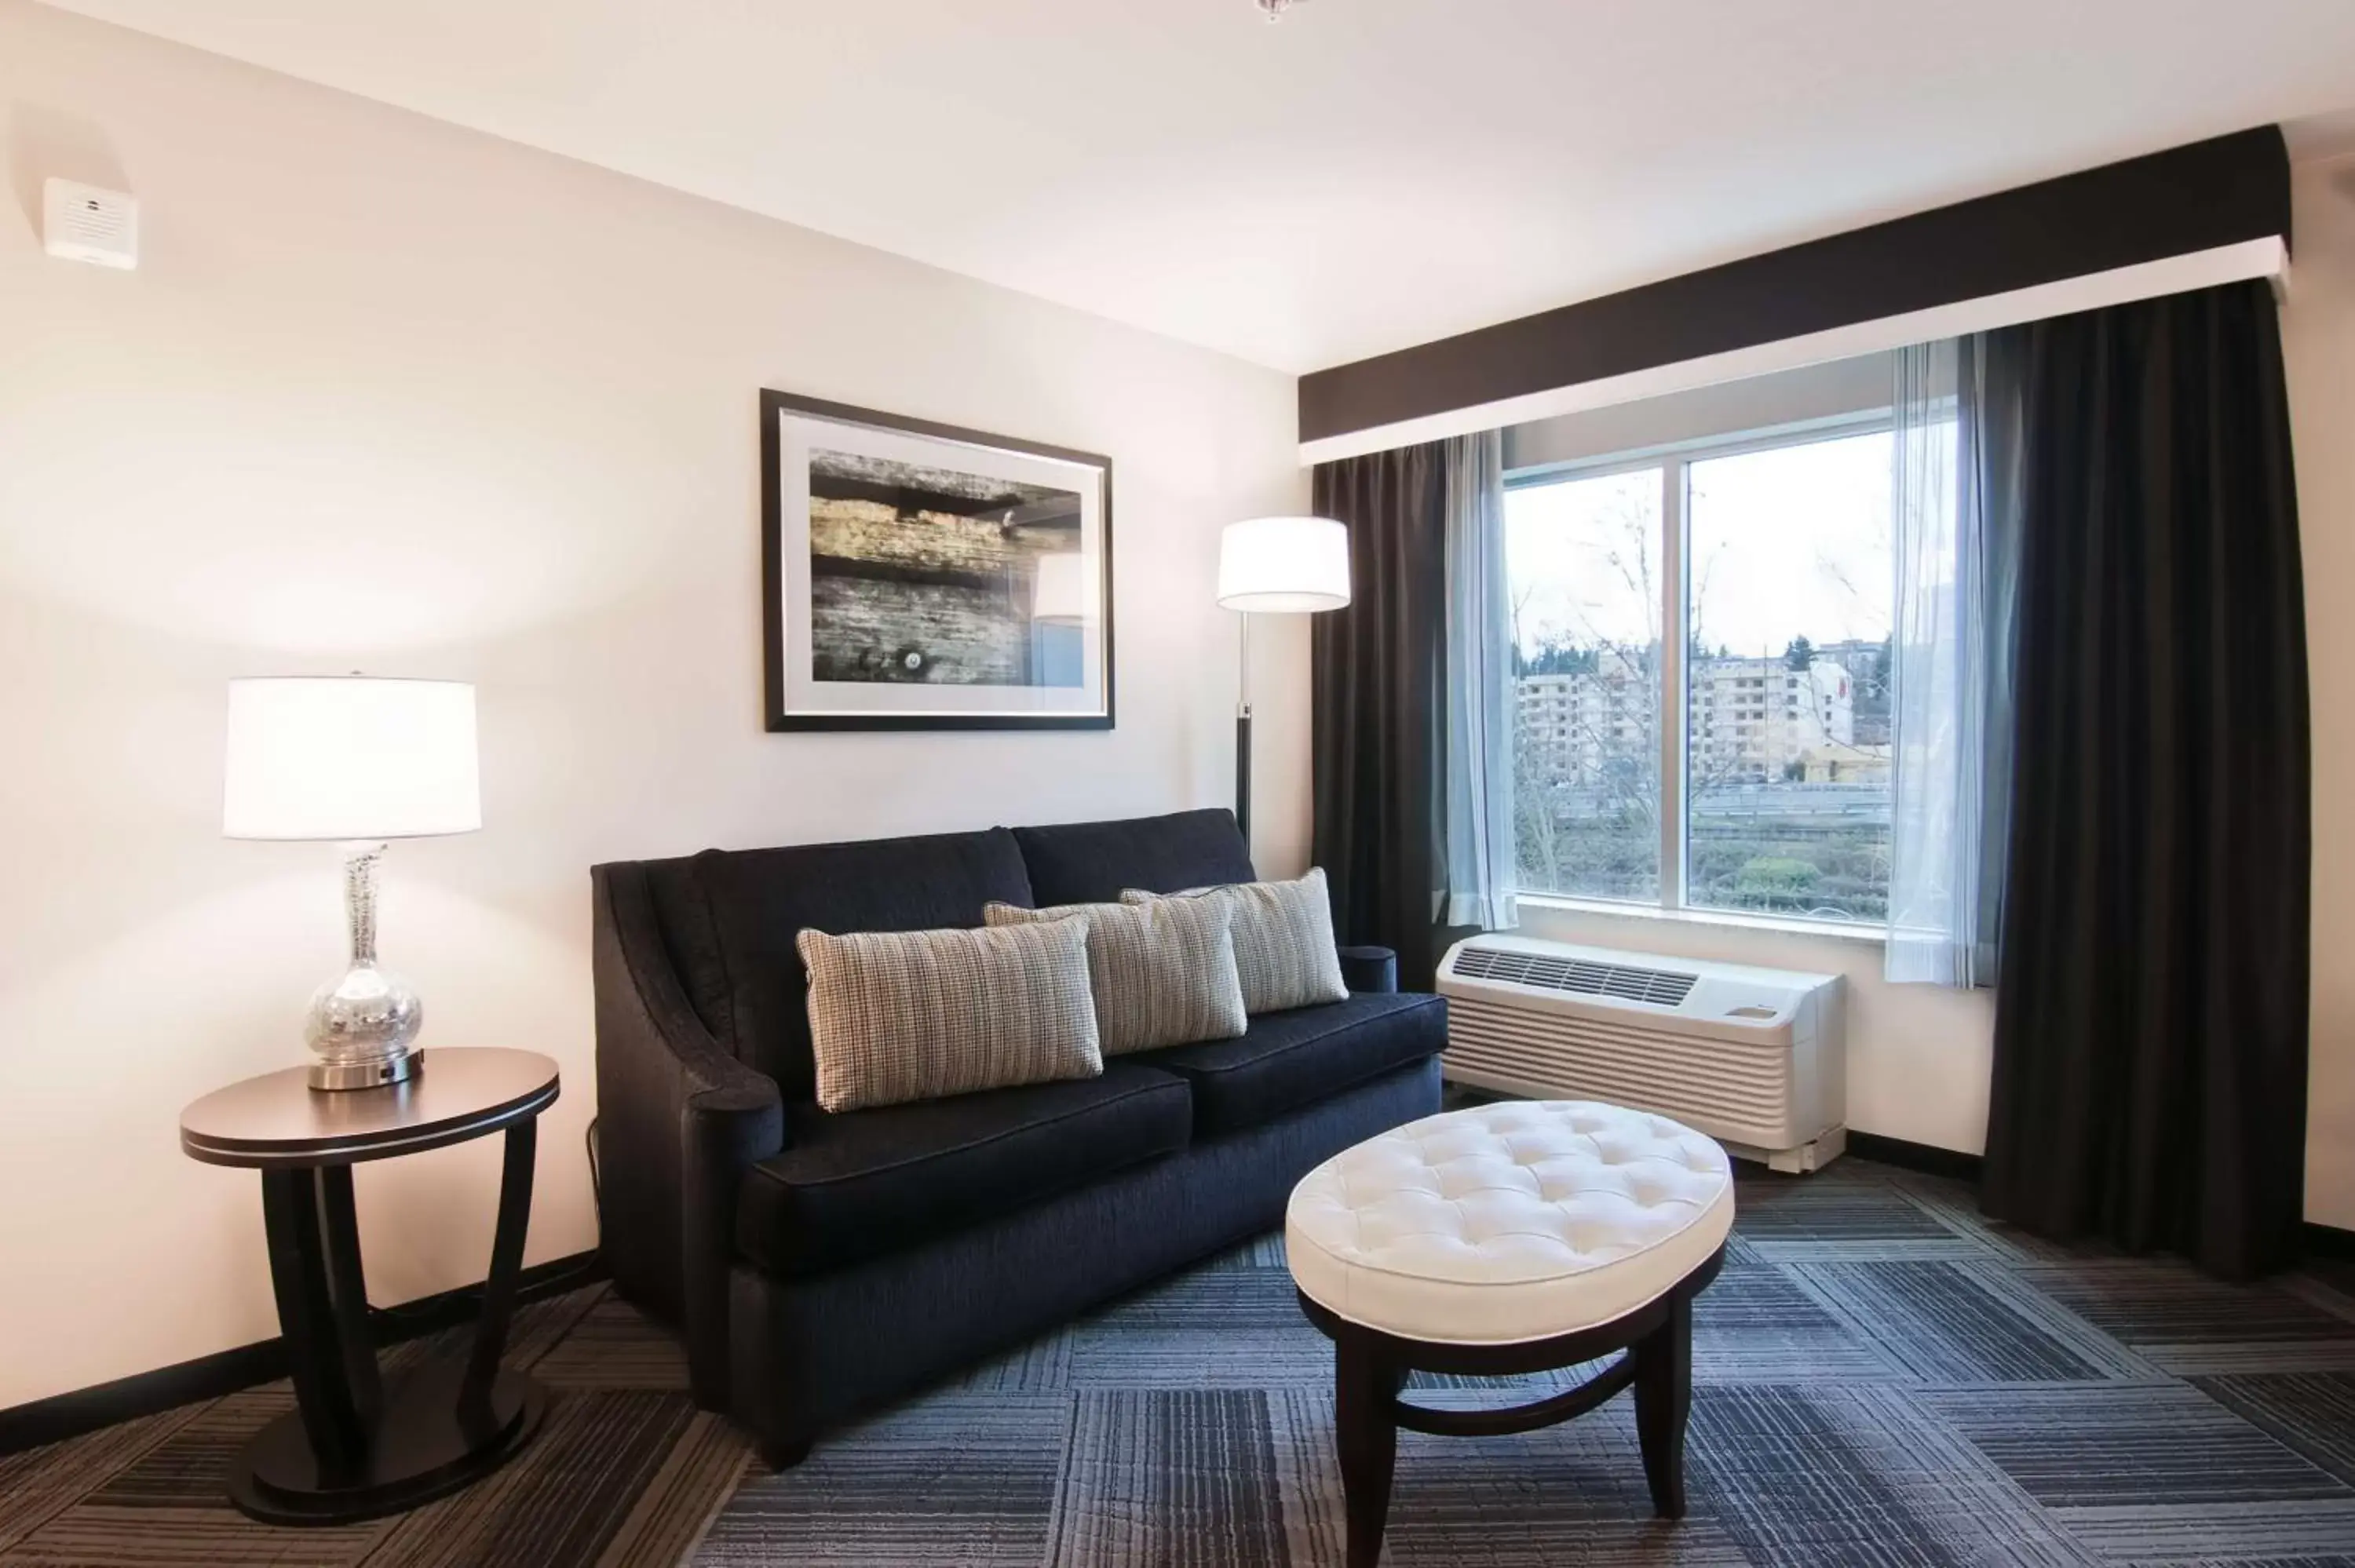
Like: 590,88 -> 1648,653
1504,407 -> 1895,936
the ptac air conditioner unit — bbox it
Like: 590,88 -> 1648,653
1437,935 -> 1846,1172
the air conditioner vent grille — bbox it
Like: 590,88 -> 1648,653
1452,945 -> 1700,1008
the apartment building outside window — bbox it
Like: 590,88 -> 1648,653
1504,419 -> 1895,924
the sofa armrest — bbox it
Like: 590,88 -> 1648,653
593,862 -> 785,1411
1338,945 -> 1399,994
679,1078 -> 783,1408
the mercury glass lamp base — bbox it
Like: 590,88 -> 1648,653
309,1048 -> 424,1092
305,844 -> 429,1093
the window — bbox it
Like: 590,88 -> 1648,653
1506,422 -> 1893,924
1502,468 -> 1661,903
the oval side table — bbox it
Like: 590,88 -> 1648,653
180,1047 -> 560,1526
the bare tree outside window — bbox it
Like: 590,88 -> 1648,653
1503,425 -> 1896,924
1503,468 -> 1662,901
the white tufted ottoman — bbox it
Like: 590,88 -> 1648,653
1286,1100 -> 1734,1566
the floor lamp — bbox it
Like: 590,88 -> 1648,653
1216,516 -> 1352,848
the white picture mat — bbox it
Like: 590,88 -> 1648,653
776,409 -> 1109,718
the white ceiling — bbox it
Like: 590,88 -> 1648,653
38,0 -> 2355,372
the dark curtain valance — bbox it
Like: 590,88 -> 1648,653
1311,443 -> 1448,990
1300,127 -> 2289,447
1981,279 -> 2310,1278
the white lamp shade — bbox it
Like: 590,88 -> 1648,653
1030,550 -> 1095,625
224,677 -> 482,841
1216,516 -> 1351,613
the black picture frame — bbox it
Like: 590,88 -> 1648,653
760,389 -> 1115,732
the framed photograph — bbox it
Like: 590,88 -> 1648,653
761,390 -> 1114,731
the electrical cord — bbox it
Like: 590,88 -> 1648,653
367,1116 -> 604,1326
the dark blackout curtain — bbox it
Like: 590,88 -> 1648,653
1312,443 -> 1449,991
1981,279 -> 2310,1279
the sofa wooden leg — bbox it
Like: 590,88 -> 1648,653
1633,1293 -> 1693,1519
758,1433 -> 812,1471
1334,1333 -> 1403,1568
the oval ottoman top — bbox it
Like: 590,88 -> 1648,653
1286,1100 -> 1734,1345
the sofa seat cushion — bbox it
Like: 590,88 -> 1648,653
736,1063 -> 1192,1278
1130,992 -> 1448,1139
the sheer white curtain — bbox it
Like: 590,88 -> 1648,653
1886,339 -> 2012,985
1443,432 -> 1517,930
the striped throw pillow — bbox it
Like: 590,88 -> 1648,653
1123,868 -> 1349,1015
796,921 -> 1101,1112
985,895 -> 1247,1056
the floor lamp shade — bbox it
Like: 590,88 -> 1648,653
1217,516 -> 1352,612
1217,517 -> 1352,848
222,676 -> 480,1091
224,678 -> 481,841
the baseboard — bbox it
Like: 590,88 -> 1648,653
2305,1221 -> 2355,1260
0,1249 -> 604,1457
1839,1136 -> 2355,1268
1842,1131 -> 1986,1183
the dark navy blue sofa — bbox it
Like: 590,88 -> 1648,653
590,808 -> 1446,1464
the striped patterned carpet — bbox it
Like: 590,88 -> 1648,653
6,1158 -> 2354,1565
0,1285 -> 751,1566
699,1160 -> 2355,1567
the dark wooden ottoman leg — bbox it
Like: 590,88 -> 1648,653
1334,1333 -> 1404,1568
1298,1248 -> 1724,1551
1632,1292 -> 1694,1519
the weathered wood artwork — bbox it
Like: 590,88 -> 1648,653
807,450 -> 1081,687
762,388 -> 1112,731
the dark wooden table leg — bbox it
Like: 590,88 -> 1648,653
1334,1331 -> 1403,1568
230,1125 -> 550,1526
316,1166 -> 382,1429
460,1121 -> 535,1439
261,1168 -> 371,1479
1633,1292 -> 1693,1519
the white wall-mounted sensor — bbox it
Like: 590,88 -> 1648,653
43,178 -> 138,270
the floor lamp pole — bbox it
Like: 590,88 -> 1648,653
1235,611 -> 1253,848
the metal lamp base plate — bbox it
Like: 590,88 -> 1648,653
309,1050 -> 424,1092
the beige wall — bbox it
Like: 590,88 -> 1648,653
2286,149 -> 2355,1231
0,1 -> 1306,1409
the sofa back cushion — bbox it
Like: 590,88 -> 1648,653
692,827 -> 1035,1094
1013,808 -> 1254,908
636,855 -> 740,1050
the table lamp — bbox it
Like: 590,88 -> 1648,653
1216,516 -> 1351,844
223,676 -> 482,1091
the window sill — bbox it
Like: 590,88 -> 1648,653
1513,893 -> 1888,947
